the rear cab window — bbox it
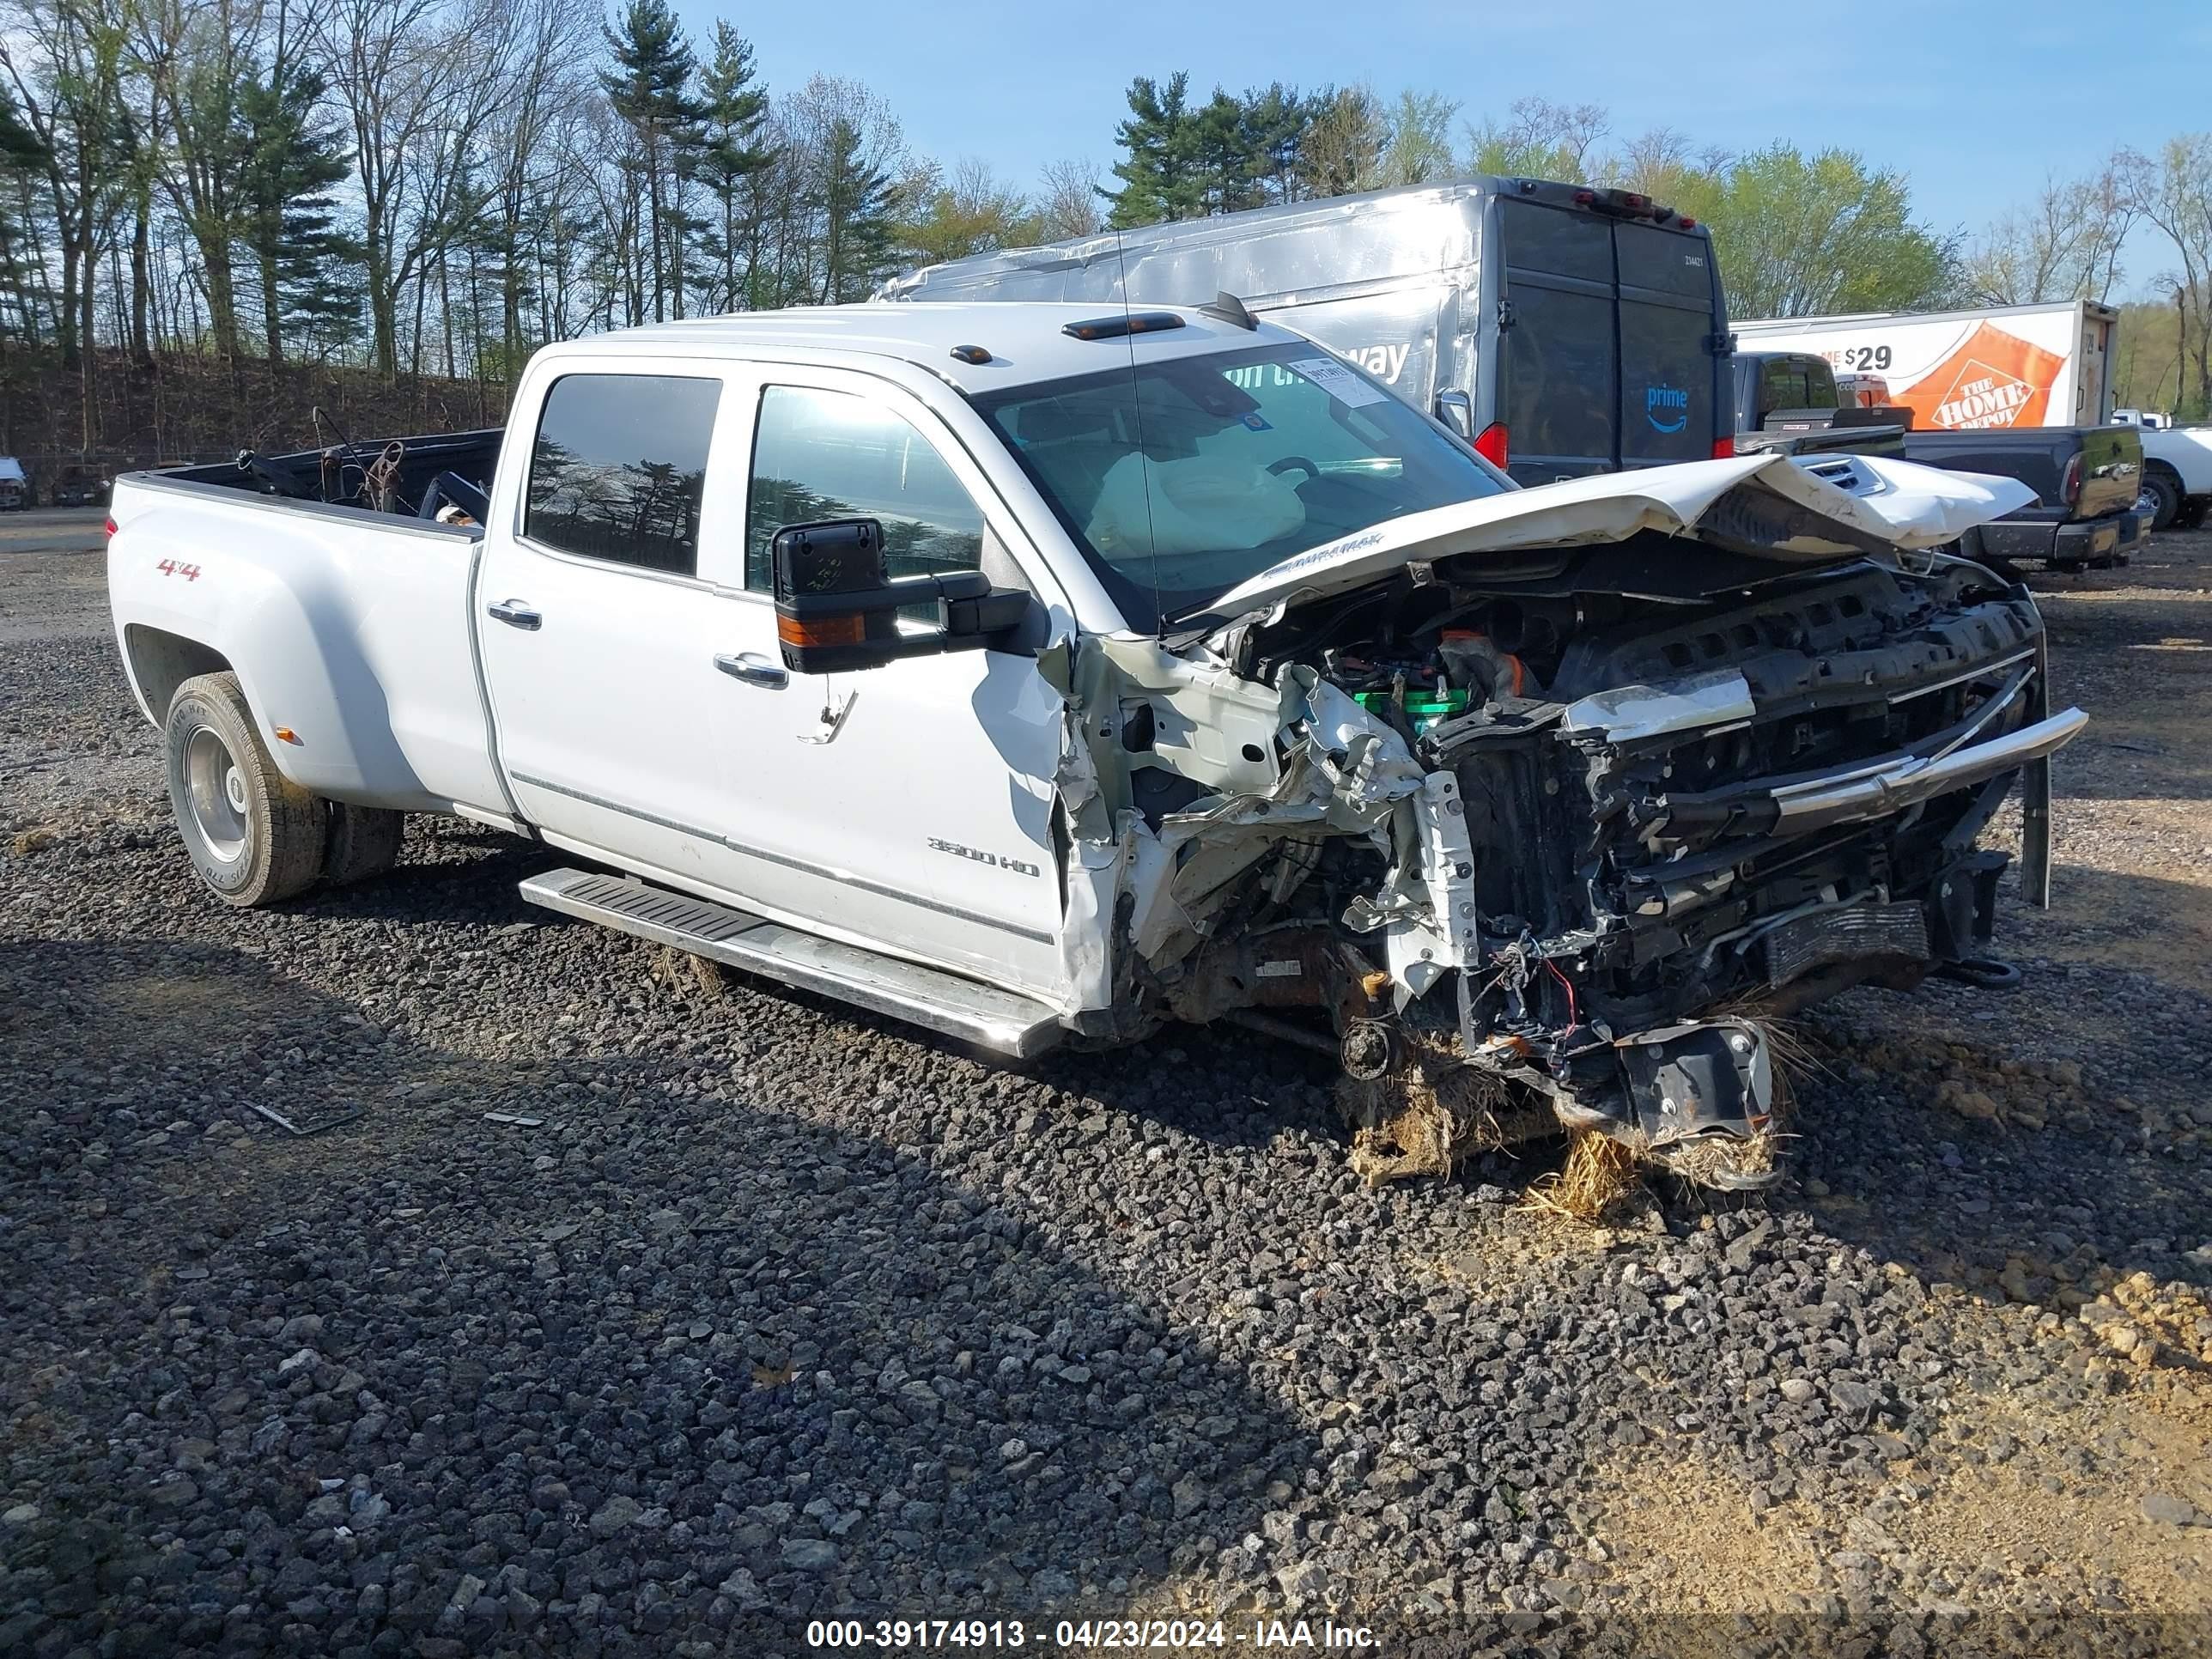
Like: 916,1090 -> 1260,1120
525,374 -> 723,576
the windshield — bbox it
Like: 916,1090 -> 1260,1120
971,342 -> 1510,629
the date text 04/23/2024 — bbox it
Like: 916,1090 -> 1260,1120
804,1619 -> 1381,1650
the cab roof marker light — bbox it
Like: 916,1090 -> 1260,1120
1061,312 -> 1186,342
948,343 -> 993,365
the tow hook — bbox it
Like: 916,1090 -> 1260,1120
1936,957 -> 2023,991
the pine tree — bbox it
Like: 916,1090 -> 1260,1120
238,56 -> 356,367
1191,88 -> 1262,216
816,113 -> 895,303
600,0 -> 705,322
1241,83 -> 1312,206
690,21 -> 770,316
1106,74 -> 1202,228
0,86 -> 49,349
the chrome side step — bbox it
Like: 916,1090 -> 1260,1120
517,867 -> 1064,1059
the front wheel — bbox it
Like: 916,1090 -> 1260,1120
165,672 -> 327,907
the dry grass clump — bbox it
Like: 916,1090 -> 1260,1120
1338,1037 -> 1552,1186
1522,1128 -> 1644,1222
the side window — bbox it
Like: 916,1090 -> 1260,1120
526,374 -> 722,576
745,385 -> 985,591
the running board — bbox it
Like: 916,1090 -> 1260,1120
519,867 -> 1064,1059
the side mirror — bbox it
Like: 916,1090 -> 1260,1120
772,518 -> 1032,674
1433,389 -> 1474,440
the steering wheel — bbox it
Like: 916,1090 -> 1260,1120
1267,456 -> 1321,482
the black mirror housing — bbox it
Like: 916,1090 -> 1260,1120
771,518 -> 1035,674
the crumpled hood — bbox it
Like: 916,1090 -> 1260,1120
1200,452 -> 2035,626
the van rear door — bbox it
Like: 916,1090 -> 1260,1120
1614,221 -> 1721,468
1498,200 -> 1618,484
1497,198 -> 1725,483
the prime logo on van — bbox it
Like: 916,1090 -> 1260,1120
1645,383 -> 1690,433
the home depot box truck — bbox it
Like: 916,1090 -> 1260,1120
1731,301 -> 2118,434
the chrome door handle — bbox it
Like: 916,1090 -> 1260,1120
487,599 -> 541,630
715,651 -> 788,689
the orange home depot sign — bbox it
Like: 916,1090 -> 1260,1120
1898,321 -> 2068,431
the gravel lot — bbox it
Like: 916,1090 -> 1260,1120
3,522 -> 2209,1657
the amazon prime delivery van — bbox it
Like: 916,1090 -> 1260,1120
883,179 -> 1733,488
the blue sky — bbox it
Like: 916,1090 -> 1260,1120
677,0 -> 2212,297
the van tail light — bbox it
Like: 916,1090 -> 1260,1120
2061,452 -> 2083,508
1713,436 -> 1738,459
104,516 -> 118,540
1473,422 -> 1510,468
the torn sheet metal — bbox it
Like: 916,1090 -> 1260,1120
1054,634 -> 1464,1003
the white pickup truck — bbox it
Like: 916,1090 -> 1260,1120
107,301 -> 2080,1188
2128,423 -> 2212,531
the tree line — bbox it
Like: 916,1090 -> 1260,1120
8,9 -> 2212,457
0,0 -> 1107,450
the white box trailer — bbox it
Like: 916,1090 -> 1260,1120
1732,301 -> 2118,433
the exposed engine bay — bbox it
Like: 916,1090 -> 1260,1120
1054,525 -> 2081,1190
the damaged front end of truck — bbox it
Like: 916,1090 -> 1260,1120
1049,453 -> 2084,1189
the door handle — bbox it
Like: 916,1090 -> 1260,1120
488,599 -> 541,630
715,651 -> 788,689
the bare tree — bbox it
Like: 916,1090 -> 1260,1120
1464,96 -> 1609,180
1033,157 -> 1103,240
2129,137 -> 2212,416
3,0 -> 131,411
1377,90 -> 1458,188
1967,158 -> 2142,306
481,0 -> 591,368
1300,85 -> 1387,199
317,0 -> 507,377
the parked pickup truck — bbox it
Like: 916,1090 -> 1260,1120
1732,351 -> 2145,569
1900,425 -> 2147,571
2122,422 -> 2212,531
107,303 -> 2080,1190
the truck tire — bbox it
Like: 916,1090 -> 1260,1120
2142,466 -> 2182,532
323,801 -> 404,886
165,672 -> 327,907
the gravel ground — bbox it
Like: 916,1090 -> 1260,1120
3,525 -> 2209,1657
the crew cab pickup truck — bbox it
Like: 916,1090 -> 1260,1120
107,303 -> 2081,1189
1900,425 -> 2147,571
1732,350 -> 2145,570
2124,422 -> 2212,531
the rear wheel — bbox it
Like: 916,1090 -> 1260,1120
323,802 -> 404,886
165,672 -> 326,907
2141,467 -> 2182,532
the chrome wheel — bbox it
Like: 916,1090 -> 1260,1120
183,724 -> 249,864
